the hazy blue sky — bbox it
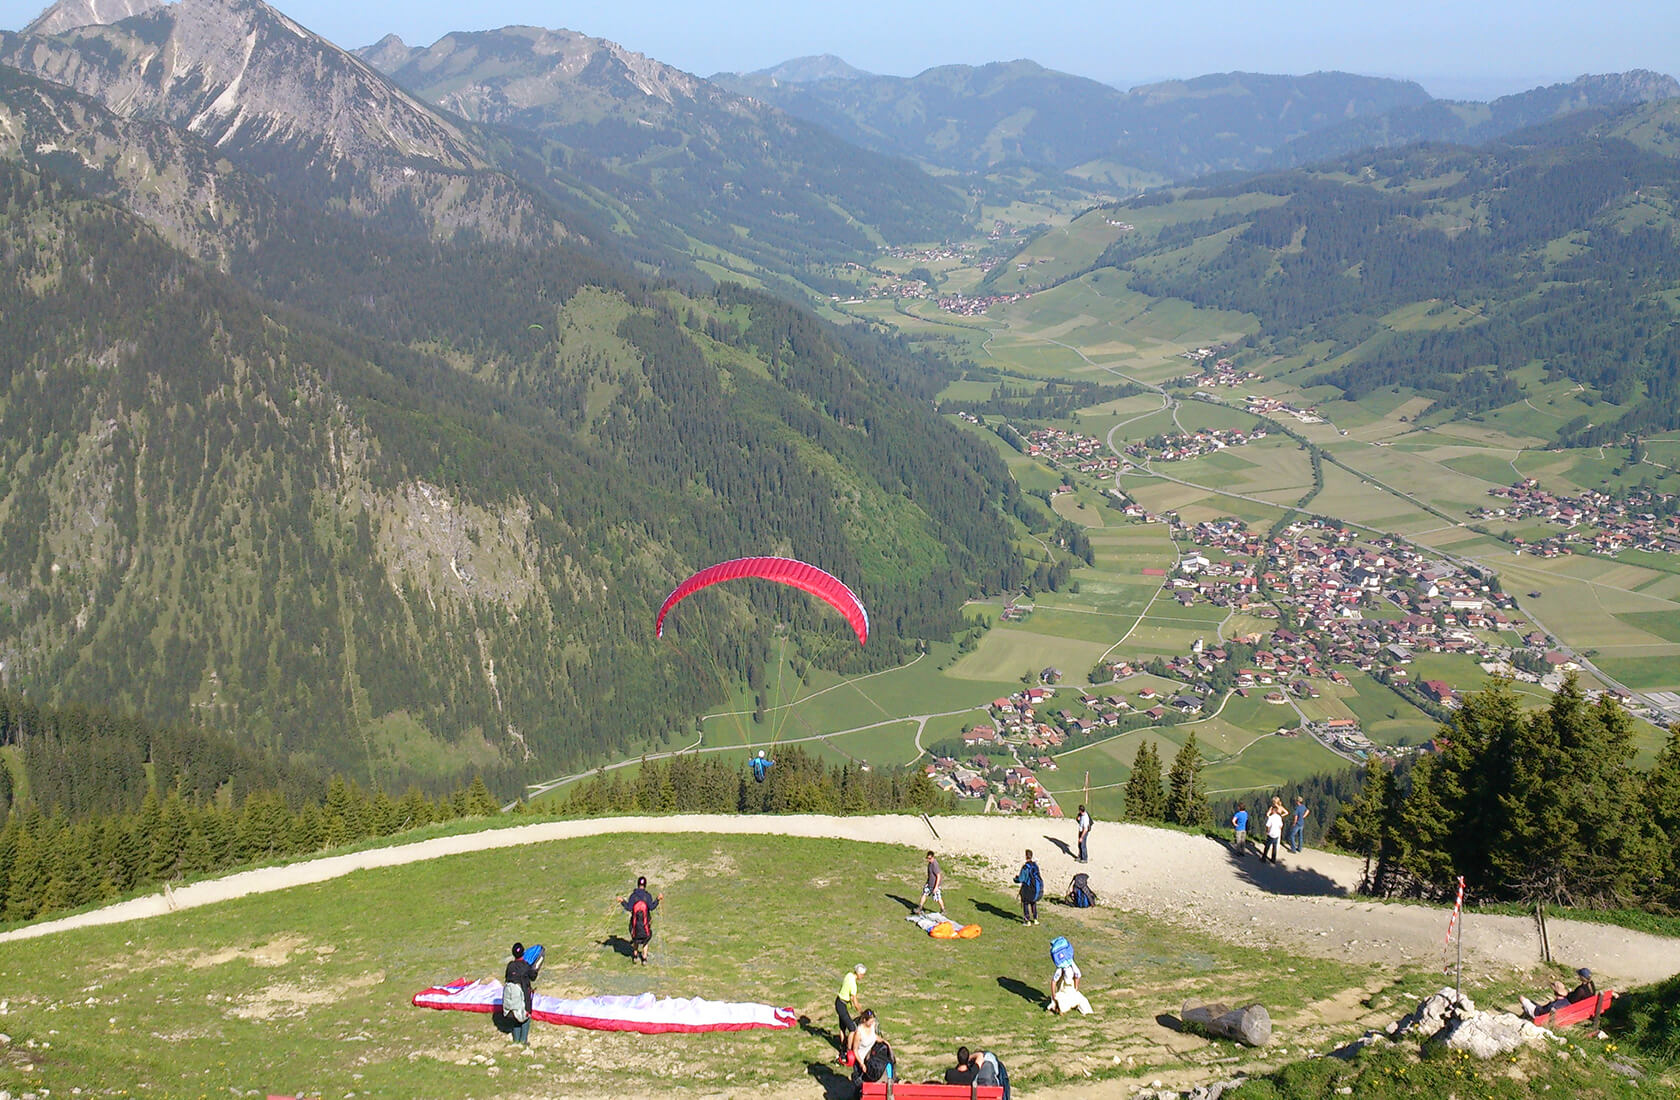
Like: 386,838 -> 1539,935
3,0 -> 1675,97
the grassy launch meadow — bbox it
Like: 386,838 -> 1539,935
0,830 -> 1475,1098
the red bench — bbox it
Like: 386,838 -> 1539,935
1534,989 -> 1615,1028
859,1084 -> 1004,1099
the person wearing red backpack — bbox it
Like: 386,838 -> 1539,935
618,876 -> 663,965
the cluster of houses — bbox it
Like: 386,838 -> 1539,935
1024,427 -> 1122,476
1472,480 -> 1680,557
1245,394 -> 1323,424
1185,358 -> 1259,388
1123,427 -> 1265,463
936,291 -> 1032,316
925,685 -> 1066,814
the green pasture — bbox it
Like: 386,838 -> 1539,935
1595,655 -> 1680,694
0,831 -> 1407,1098
946,626 -> 1112,683
1202,733 -> 1346,794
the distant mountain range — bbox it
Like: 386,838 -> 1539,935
714,58 -> 1679,186
353,26 -> 969,286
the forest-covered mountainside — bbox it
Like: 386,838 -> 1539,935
355,27 -> 970,285
0,0 -> 1038,799
1273,70 -> 1680,168
711,63 -> 1433,180
1082,98 -> 1680,441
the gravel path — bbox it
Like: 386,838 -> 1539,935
5,813 -> 1675,989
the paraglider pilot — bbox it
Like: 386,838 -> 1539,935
750,750 -> 774,783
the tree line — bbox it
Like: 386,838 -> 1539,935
1328,676 -> 1680,912
554,746 -> 954,818
0,776 -> 502,926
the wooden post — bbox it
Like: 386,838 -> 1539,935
1536,901 -> 1551,964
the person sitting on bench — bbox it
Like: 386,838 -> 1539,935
1520,967 -> 1595,1019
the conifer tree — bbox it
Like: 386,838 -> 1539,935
1165,732 -> 1208,827
1328,762 -> 1392,893
1123,740 -> 1165,822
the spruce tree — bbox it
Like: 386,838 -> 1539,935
1165,732 -> 1208,827
1124,740 -> 1165,822
1328,762 -> 1392,893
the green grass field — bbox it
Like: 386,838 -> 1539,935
0,830 -> 1417,1099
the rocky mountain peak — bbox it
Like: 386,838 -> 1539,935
7,0 -> 482,169
359,25 -> 704,113
23,0 -> 167,36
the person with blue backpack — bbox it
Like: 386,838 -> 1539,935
1014,849 -> 1043,925
501,942 -> 539,1044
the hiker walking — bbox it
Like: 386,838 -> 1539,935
1288,795 -> 1310,853
618,875 -> 663,965
1076,805 -> 1092,863
915,850 -> 943,915
1014,849 -> 1043,925
835,963 -> 865,1057
502,942 -> 538,1044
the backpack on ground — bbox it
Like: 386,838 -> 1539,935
1069,872 -> 1096,908
630,897 -> 652,940
500,979 -> 529,1024
861,1038 -> 894,1083
1049,935 -> 1075,970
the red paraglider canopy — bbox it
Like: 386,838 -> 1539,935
656,557 -> 868,646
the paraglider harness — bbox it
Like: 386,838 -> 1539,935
1068,873 -> 1096,908
750,755 -> 774,783
629,897 -> 653,942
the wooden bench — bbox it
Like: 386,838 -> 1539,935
859,1083 -> 1004,1099
1534,989 -> 1615,1028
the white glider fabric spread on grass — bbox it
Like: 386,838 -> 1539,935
411,978 -> 798,1033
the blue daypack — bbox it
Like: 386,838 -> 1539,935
1050,935 -> 1075,969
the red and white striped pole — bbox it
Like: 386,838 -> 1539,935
1444,875 -> 1466,995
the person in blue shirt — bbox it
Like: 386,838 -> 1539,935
750,750 -> 774,782
1288,796 -> 1310,853
1231,803 -> 1250,857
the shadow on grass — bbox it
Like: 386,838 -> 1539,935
971,899 -> 1022,924
885,893 -> 921,913
599,934 -> 637,959
1042,835 -> 1075,858
1224,846 -> 1346,897
997,975 -> 1045,1006
800,1014 -> 844,1054
805,1060 -> 856,1100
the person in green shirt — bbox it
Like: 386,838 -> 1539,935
835,963 -> 865,1058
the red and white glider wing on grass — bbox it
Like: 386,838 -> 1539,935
412,978 -> 797,1034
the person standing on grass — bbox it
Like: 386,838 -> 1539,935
916,850 -> 943,915
1289,795 -> 1310,853
1231,803 -> 1249,856
835,963 -> 865,1057
618,875 -> 662,965
1014,849 -> 1043,925
1263,797 -> 1285,863
503,942 -> 537,1045
1076,805 -> 1092,863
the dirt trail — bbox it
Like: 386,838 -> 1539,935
5,813 -> 1674,990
